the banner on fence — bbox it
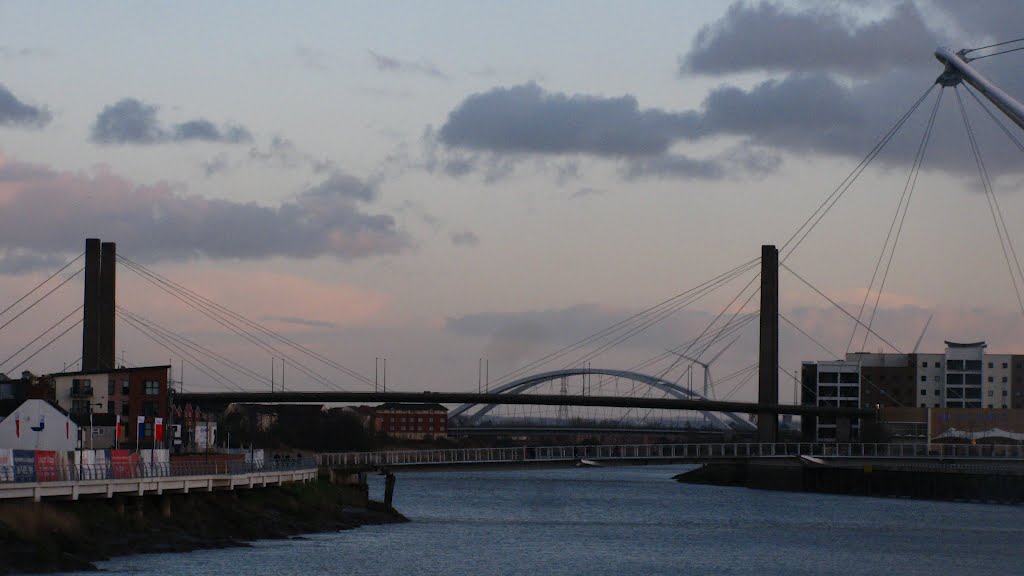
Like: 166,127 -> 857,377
34,450 -> 56,481
13,449 -> 35,482
110,449 -> 135,479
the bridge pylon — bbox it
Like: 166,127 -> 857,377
758,245 -> 779,443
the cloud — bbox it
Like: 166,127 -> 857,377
0,83 -> 51,128
439,82 -> 700,157
434,2 -> 1024,180
450,231 -> 480,247
681,2 -> 933,76
91,98 -> 253,145
0,154 -> 408,271
368,50 -> 447,79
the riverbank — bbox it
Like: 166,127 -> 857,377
0,480 -> 408,574
674,460 -> 1024,503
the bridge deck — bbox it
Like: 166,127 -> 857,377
319,442 -> 1024,468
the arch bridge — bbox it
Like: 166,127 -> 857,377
450,368 -> 757,431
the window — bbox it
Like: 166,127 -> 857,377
920,389 -> 927,396
107,401 -> 114,413
934,362 -> 940,368
965,360 -> 982,371
964,388 -> 982,399
144,423 -> 153,438
921,361 -> 928,368
988,404 -> 994,409
988,390 -> 994,397
965,373 -> 981,385
142,401 -> 158,417
1003,390 -> 1008,397
947,360 -> 964,370
143,380 -> 160,395
933,375 -> 940,382
1002,376 -> 1008,383
1003,362 -> 1009,369
947,373 -> 963,385
920,403 -> 926,407
988,376 -> 994,382
1003,404 -> 1009,409
934,389 -> 941,396
920,375 -> 927,382
108,380 -> 115,395
121,402 -> 129,416
122,380 -> 130,395
839,373 -> 858,384
988,362 -> 994,369
818,372 -> 839,384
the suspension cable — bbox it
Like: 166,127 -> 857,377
780,263 -> 903,353
6,318 -> 83,374
0,252 -> 83,320
116,310 -> 244,392
853,87 -> 945,356
963,37 -> 1024,54
780,84 -> 937,262
0,305 -> 83,371
0,267 -> 83,334
118,255 -> 371,388
967,46 -> 1024,61
117,257 -> 344,391
954,85 -> 1024,314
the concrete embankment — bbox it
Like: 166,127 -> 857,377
0,480 -> 408,574
675,459 -> 1024,504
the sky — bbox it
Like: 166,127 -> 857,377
2,1 -> 1024,403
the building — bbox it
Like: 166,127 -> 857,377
373,403 -> 448,440
0,399 -> 79,451
802,341 -> 1024,441
48,365 -> 171,448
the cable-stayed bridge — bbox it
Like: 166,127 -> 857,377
2,45 -> 1024,444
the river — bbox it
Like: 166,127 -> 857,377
59,465 -> 1023,575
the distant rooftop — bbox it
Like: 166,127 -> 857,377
944,341 -> 987,349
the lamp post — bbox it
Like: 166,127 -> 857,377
88,402 -> 103,451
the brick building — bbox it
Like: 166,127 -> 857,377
373,403 -> 448,440
48,365 -> 171,448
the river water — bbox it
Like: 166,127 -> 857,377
61,465 -> 1023,575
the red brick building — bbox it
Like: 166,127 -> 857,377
373,403 -> 448,439
49,365 -> 171,448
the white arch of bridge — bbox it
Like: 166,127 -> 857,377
450,368 -> 756,431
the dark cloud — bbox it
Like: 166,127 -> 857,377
368,50 -> 447,79
450,231 -> 480,247
91,98 -> 253,145
0,157 -> 408,272
0,249 -> 67,274
173,119 -> 252,143
439,83 -> 700,157
681,2 -> 934,76
0,83 -> 51,128
436,0 -> 1024,179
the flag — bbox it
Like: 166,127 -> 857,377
137,415 -> 145,442
14,413 -> 19,438
154,418 -> 164,442
66,420 -> 69,439
116,415 -> 122,439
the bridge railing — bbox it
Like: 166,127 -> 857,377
0,457 -> 319,484
318,442 -> 1024,467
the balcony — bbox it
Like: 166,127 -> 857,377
70,385 -> 94,398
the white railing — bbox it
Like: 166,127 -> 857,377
0,458 -> 318,484
317,443 -> 1024,468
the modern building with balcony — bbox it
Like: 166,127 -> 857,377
802,341 -> 1024,441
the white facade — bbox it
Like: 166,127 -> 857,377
813,361 -> 860,441
0,399 -> 79,451
52,372 -> 113,417
912,343 -> 1014,409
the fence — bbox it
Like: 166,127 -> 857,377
318,442 -> 1024,468
0,455 -> 318,484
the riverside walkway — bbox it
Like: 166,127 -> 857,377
318,442 -> 1024,468
0,459 -> 318,502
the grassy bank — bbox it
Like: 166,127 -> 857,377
0,480 -> 407,574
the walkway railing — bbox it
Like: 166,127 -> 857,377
318,443 -> 1024,468
0,457 -> 318,484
